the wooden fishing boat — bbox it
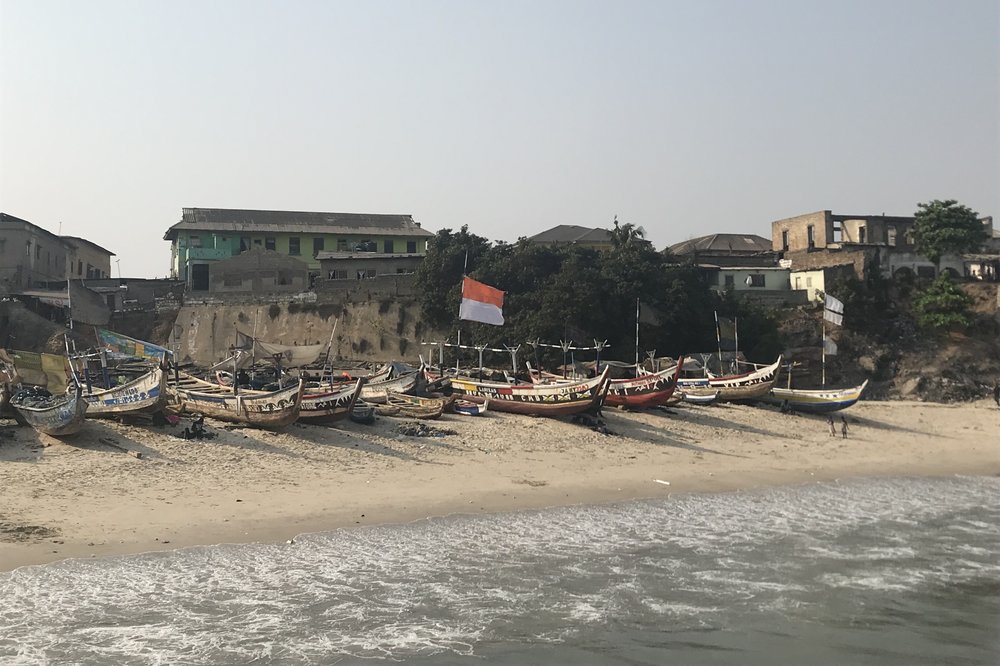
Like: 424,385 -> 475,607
349,400 -> 377,424
376,391 -> 449,420
359,370 -> 420,404
448,366 -> 610,417
11,385 -> 88,437
81,365 -> 169,417
300,378 -> 365,423
604,358 -> 684,409
679,388 -> 719,405
677,356 -> 783,402
767,380 -> 868,414
452,398 -> 488,416
169,373 -> 303,429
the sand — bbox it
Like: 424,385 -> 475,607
1,399 -> 998,572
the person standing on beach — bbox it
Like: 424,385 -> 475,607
994,382 -> 1000,408
841,416 -> 849,439
828,415 -> 836,437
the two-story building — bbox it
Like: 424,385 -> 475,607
0,213 -> 115,290
163,207 -> 434,290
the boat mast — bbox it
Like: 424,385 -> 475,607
821,320 -> 826,387
634,298 -> 640,368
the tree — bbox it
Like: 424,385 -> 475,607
912,275 -> 973,330
912,199 -> 988,269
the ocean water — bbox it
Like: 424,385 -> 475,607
1,476 -> 998,665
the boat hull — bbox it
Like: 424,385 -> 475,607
12,387 -> 88,437
679,357 -> 783,402
170,375 -> 304,429
604,359 -> 683,409
82,367 -> 169,417
767,380 -> 868,413
300,379 -> 364,423
448,367 -> 610,417
360,371 -> 419,404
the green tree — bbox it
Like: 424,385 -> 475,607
912,275 -> 973,330
414,226 -> 492,326
912,199 -> 987,269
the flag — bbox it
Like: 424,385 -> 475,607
458,277 -> 504,326
823,337 -> 838,356
824,294 -> 844,326
98,329 -> 172,362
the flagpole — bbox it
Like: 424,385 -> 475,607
734,316 -> 739,369
821,320 -> 826,387
714,310 -> 723,374
634,298 -> 640,368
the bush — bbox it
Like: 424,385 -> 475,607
912,276 -> 973,330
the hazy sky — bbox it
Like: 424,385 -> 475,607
1,0 -> 997,278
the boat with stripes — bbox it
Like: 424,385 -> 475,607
169,373 -> 304,428
767,380 -> 869,414
678,356 -> 783,402
604,358 -> 684,409
448,366 -> 610,417
300,378 -> 365,423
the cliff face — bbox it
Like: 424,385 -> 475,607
165,298 -> 447,367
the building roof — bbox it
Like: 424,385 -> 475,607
0,212 -> 63,243
668,233 -> 773,256
527,225 -> 615,244
163,207 -> 433,241
61,235 -> 115,257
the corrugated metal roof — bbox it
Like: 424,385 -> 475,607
528,225 -> 614,244
668,233 -> 773,255
164,207 -> 433,240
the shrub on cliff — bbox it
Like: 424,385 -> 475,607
912,276 -> 973,330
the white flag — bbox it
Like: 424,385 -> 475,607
823,337 -> 838,356
824,293 -> 844,326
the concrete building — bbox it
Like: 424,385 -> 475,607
207,249 -> 309,294
0,213 -> 72,289
317,251 -> 423,280
704,265 -> 805,306
62,236 -> 115,280
164,207 -> 434,289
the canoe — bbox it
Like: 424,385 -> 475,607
11,385 -> 88,437
767,380 -> 869,414
300,378 -> 365,423
680,389 -> 719,405
360,371 -> 420,404
82,366 -> 169,417
169,373 -> 303,429
448,366 -> 610,417
349,400 -> 377,424
452,398 -> 488,416
678,356 -> 783,402
376,391 -> 449,420
604,358 -> 684,409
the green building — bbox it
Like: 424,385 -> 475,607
164,207 -> 433,290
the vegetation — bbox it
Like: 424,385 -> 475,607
912,276 -> 973,330
415,224 -> 780,366
912,199 -> 988,268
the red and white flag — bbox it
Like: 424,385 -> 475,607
459,276 -> 504,326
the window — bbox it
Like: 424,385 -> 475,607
384,240 -> 393,254
794,276 -> 801,289
406,240 -> 417,253
313,237 -> 324,256
253,239 -> 262,247
833,222 -> 843,243
724,275 -> 735,288
0,239 -> 5,254
781,230 -> 788,251
265,237 -> 276,251
25,241 -> 31,256
36,244 -> 41,259
806,226 -> 815,248
77,260 -> 83,275
747,274 -> 765,287
240,237 -> 251,253
328,269 -> 349,280
806,276 -> 812,288
337,239 -> 348,252
189,235 -> 202,248
366,268 -> 376,278
858,226 -> 866,244
288,238 -> 300,255
887,226 -> 897,247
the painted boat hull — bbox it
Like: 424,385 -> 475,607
377,392 -> 447,420
82,367 -> 169,417
300,379 -> 364,423
360,371 -> 419,404
448,367 -> 610,417
678,356 -> 783,402
680,389 -> 719,405
169,374 -> 303,429
767,380 -> 868,413
604,359 -> 683,409
12,386 -> 89,437
452,398 -> 488,416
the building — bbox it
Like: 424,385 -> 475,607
772,210 -> 997,281
668,233 -> 775,267
317,251 -> 423,280
163,207 -> 434,290
62,236 -> 115,280
207,249 -> 309,293
527,225 -> 616,250
0,213 -> 114,290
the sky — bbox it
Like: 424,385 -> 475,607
1,0 -> 997,278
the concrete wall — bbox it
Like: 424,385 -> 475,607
707,267 -> 791,291
772,211 -> 830,252
319,255 -> 422,279
64,240 -> 113,279
790,270 -> 826,302
0,218 -> 70,288
207,250 -> 309,293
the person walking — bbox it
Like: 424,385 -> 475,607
840,416 -> 849,439
993,382 -> 999,408
828,415 -> 836,437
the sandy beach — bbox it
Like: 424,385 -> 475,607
1,399 -> 997,572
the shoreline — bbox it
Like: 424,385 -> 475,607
2,399 -> 998,572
